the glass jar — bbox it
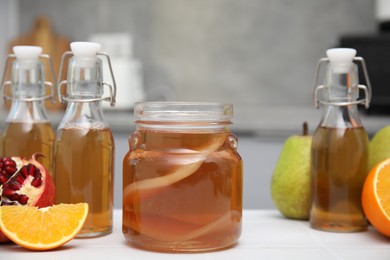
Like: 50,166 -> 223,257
122,102 -> 243,252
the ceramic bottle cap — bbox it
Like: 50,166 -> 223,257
326,48 -> 356,73
70,42 -> 101,58
13,46 -> 42,60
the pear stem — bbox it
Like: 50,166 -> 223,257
302,122 -> 308,136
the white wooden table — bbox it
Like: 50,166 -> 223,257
1,210 -> 389,260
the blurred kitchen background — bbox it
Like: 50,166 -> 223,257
1,0 -> 389,209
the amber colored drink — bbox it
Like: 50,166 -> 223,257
310,126 -> 368,232
54,127 -> 114,237
0,121 -> 54,171
123,129 -> 243,252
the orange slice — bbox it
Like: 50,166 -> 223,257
362,158 -> 390,237
0,203 -> 88,250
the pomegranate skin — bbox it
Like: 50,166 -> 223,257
33,171 -> 56,207
0,231 -> 10,243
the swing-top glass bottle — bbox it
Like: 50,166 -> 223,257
0,46 -> 56,172
54,42 -> 116,237
310,48 -> 371,232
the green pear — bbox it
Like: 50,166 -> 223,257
271,122 -> 312,220
369,126 -> 390,172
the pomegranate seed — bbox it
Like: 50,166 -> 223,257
9,180 -> 21,190
35,172 -> 42,179
4,159 -> 16,166
31,178 -> 42,188
5,166 -> 17,173
20,167 -> 29,178
0,175 -> 8,184
0,157 -> 17,183
10,193 -> 20,201
18,194 -> 28,205
15,175 -> 25,184
33,168 -> 40,177
2,169 -> 12,178
27,164 -> 37,176
2,188 -> 14,197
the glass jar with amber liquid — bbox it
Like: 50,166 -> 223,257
122,102 -> 243,252
54,42 -> 116,237
311,48 -> 372,232
0,46 -> 56,171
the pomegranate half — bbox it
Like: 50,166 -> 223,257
0,153 -> 55,243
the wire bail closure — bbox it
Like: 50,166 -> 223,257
57,51 -> 117,107
0,53 -> 56,103
313,57 -> 372,109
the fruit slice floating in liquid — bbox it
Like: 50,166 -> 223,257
123,136 -> 226,205
123,210 -> 241,242
123,135 -> 241,241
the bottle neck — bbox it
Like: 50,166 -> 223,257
318,62 -> 364,128
322,64 -> 359,104
320,104 -> 363,128
11,60 -> 46,99
59,101 -> 107,129
6,60 -> 49,122
58,56 -> 109,129
6,100 -> 49,123
66,57 -> 103,100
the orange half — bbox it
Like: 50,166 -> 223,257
362,158 -> 390,237
0,203 -> 88,251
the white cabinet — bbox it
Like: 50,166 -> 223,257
238,137 -> 283,209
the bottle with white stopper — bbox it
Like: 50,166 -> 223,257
54,42 -> 116,237
311,48 -> 372,232
0,46 -> 56,172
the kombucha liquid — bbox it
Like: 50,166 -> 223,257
310,126 -> 368,232
123,130 -> 243,252
54,126 -> 114,237
0,121 -> 54,172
